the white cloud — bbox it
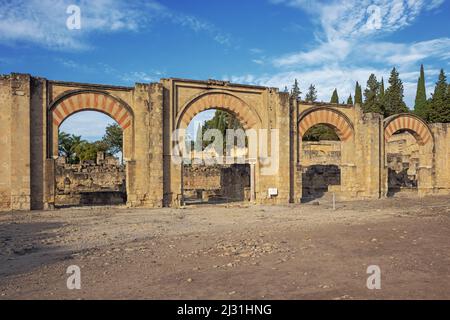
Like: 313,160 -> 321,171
272,0 -> 448,67
248,0 -> 449,108
120,71 -> 162,83
225,63 -> 445,107
274,39 -> 352,67
0,0 -> 231,50
274,0 -> 444,41
227,66 -> 389,103
363,38 -> 450,66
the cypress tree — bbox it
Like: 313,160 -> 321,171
363,74 -> 382,113
291,79 -> 302,100
414,64 -> 428,119
330,88 -> 339,104
347,94 -> 353,105
305,84 -> 318,102
448,83 -> 450,108
354,81 -> 363,105
379,77 -> 385,98
428,69 -> 449,123
382,67 -> 409,117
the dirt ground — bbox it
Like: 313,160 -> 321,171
0,195 -> 449,300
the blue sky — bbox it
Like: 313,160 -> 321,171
1,0 -> 449,140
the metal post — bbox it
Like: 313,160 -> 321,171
249,158 -> 256,203
332,192 -> 336,210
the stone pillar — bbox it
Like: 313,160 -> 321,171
418,166 -> 433,196
363,113 -> 383,198
43,158 -> 55,209
0,75 -> 12,211
339,164 -> 357,199
9,74 -> 32,210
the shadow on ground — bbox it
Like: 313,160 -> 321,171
0,219 -> 75,279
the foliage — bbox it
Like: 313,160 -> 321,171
58,132 -> 84,164
362,74 -> 382,114
304,84 -> 318,102
194,110 -> 245,152
427,69 -> 450,123
303,124 -> 339,141
73,140 -> 108,162
354,81 -> 363,105
291,79 -> 302,100
102,123 -> 123,156
346,94 -> 353,105
330,88 -> 339,104
414,64 -> 428,119
59,123 -> 123,164
381,67 -> 408,117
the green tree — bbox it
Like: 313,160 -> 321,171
102,123 -> 123,157
347,94 -> 353,105
363,74 -> 382,113
379,77 -> 385,99
303,124 -> 339,141
58,132 -> 84,164
304,84 -> 318,102
354,82 -> 363,105
291,79 -> 302,100
330,88 -> 339,104
427,69 -> 450,123
414,64 -> 428,119
73,140 -> 108,163
200,110 -> 245,152
382,67 -> 408,117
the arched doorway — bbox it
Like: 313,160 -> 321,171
173,92 -> 262,206
182,109 -> 250,204
49,91 -> 134,207
298,107 -> 354,202
384,114 -> 434,197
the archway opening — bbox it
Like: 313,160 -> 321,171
182,109 -> 250,205
55,111 -> 126,208
301,124 -> 341,202
386,129 -> 419,197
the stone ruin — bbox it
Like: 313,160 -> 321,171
55,152 -> 126,207
183,164 -> 250,204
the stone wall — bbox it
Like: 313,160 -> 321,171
55,161 -> 126,207
299,140 -> 342,201
301,165 -> 341,201
1,72 -> 450,211
183,164 -> 250,203
301,140 -> 341,166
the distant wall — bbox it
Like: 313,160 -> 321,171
183,164 -> 250,202
55,161 -> 126,207
301,140 -> 341,166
